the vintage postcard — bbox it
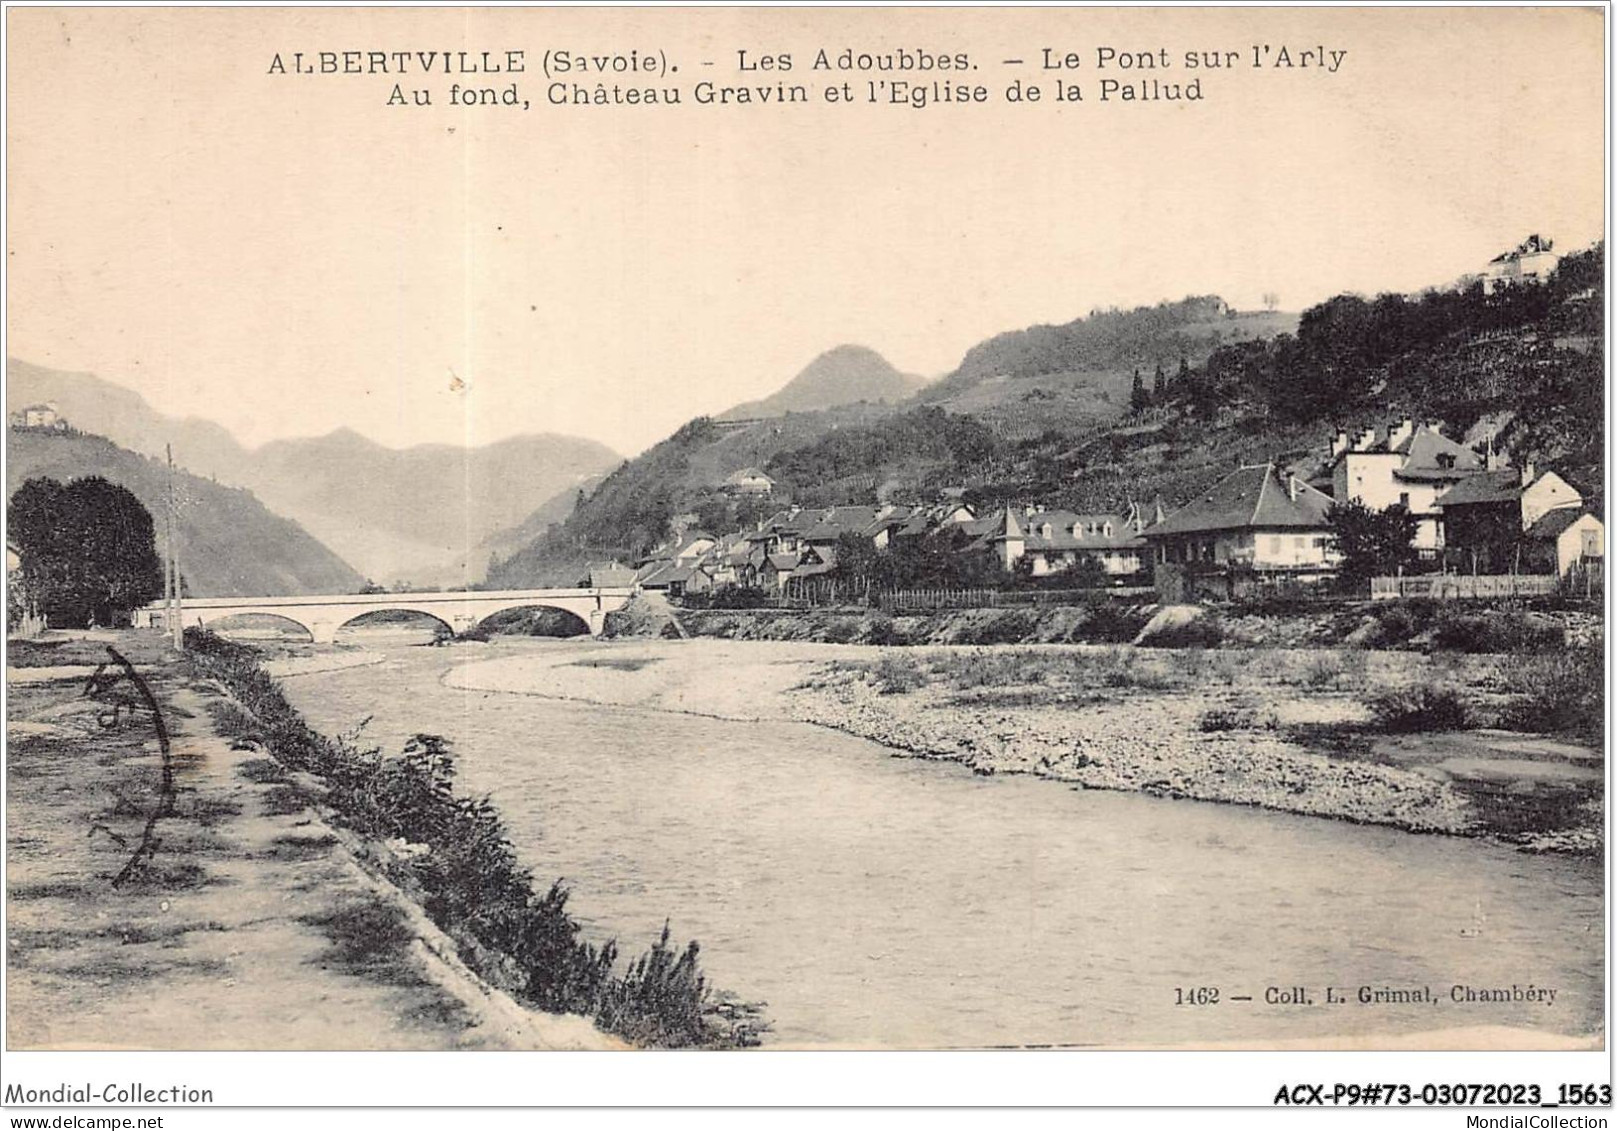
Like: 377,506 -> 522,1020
2,2 -> 1608,1113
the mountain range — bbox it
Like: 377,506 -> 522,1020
7,428 -> 366,596
7,360 -> 621,588
716,345 -> 929,420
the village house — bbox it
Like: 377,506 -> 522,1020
1434,463 -> 1603,576
586,560 -> 639,588
722,466 -> 775,497
1142,463 -> 1340,597
632,531 -> 718,592
978,504 -> 1153,578
1328,419 -> 1486,554
1482,234 -> 1559,295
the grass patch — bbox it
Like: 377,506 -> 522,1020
237,757 -> 289,785
566,657 -> 661,672
190,797 -> 244,827
1198,706 -> 1279,732
267,832 -> 340,861
262,783 -> 315,817
300,897 -> 421,983
119,860 -> 215,891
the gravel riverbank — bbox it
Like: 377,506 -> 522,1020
446,637 -> 1600,853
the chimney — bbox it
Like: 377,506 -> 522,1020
1023,504 -> 1035,517
1330,428 -> 1350,459
1355,426 -> 1377,452
1287,473 -> 1300,502
1388,418 -> 1414,450
1521,461 -> 1536,487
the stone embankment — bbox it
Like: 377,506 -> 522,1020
609,597 -> 1602,652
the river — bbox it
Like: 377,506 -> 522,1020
276,639 -> 1603,1049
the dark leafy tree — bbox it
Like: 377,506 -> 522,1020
8,476 -> 164,627
1327,500 -> 1419,589
828,532 -> 885,590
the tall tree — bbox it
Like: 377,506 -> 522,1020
1129,367 -> 1148,413
1327,500 -> 1419,589
7,476 -> 164,627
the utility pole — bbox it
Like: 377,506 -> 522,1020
166,444 -> 183,650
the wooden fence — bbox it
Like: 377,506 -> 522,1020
705,580 -> 1154,611
1369,574 -> 1564,601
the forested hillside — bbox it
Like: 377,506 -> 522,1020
490,247 -> 1602,586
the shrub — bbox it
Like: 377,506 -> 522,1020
1079,602 -> 1140,643
1497,648 -> 1603,742
1365,683 -> 1472,732
820,618 -> 860,644
1372,605 -> 1419,645
690,586 -> 771,610
1197,706 -> 1278,732
1295,653 -> 1347,690
863,616 -> 905,646
866,654 -> 926,695
1432,610 -> 1565,654
952,610 -> 1039,645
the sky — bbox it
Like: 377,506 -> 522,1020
5,6 -> 1606,457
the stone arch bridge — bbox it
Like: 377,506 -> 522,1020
135,587 -> 636,643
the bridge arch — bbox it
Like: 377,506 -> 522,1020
471,602 -> 593,638
331,607 -> 457,642
200,611 -> 316,643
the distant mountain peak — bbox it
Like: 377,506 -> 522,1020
717,344 -> 929,420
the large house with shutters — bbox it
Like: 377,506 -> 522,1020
978,505 -> 1153,578
1327,419 -> 1487,554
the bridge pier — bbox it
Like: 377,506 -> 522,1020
306,619 -> 341,645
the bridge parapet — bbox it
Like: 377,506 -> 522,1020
137,587 -> 635,643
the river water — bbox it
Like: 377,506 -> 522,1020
278,641 -> 1603,1048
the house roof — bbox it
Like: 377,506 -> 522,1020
1334,424 -> 1483,477
588,564 -> 639,588
636,560 -> 677,587
667,532 -> 714,557
1433,469 -> 1526,507
1393,429 -> 1485,481
763,553 -> 799,573
1526,507 -> 1597,541
1019,510 -> 1145,551
793,546 -> 838,577
800,505 -> 884,541
725,466 -> 773,485
1143,464 -> 1334,539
